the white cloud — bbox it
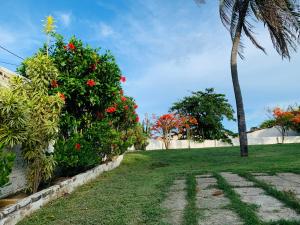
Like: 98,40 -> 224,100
55,12 -> 73,27
98,22 -> 115,38
57,12 -> 72,27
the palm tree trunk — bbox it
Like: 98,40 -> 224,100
231,21 -> 249,157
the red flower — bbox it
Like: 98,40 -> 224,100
68,42 -> 75,50
134,104 -> 138,109
124,105 -> 129,110
106,107 -> 117,113
120,76 -> 126,83
58,92 -> 66,102
86,79 -> 96,87
121,96 -> 127,102
135,116 -> 140,123
75,143 -> 81,150
51,80 -> 58,88
63,46 -> 67,50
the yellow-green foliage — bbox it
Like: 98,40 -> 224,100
22,54 -> 63,193
0,81 -> 29,148
0,54 -> 63,193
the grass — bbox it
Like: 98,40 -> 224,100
182,174 -> 198,225
17,143 -> 300,225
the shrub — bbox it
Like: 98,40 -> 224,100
47,35 -> 123,138
0,69 -> 62,193
18,17 -> 140,176
20,54 -> 63,193
133,124 -> 149,150
54,134 -> 100,175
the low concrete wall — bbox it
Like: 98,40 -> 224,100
0,155 -> 124,225
145,136 -> 300,150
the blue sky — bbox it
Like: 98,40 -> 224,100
0,0 -> 299,132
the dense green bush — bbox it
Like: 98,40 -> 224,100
18,19 -> 140,176
47,35 -> 122,137
54,135 -> 99,175
35,34 -> 138,173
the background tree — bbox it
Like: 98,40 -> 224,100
170,88 -> 235,143
259,119 -> 276,129
268,106 -> 300,143
178,115 -> 198,149
151,114 -> 198,149
272,107 -> 294,143
196,0 -> 300,156
151,114 -> 182,149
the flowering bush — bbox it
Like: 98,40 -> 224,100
18,17 -> 140,176
43,35 -> 123,137
54,134 -> 100,175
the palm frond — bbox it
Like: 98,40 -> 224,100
195,0 -> 300,59
250,0 -> 300,58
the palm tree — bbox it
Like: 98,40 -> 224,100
196,0 -> 300,157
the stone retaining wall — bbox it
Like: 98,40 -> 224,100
0,155 -> 124,225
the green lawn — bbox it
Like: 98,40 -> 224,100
18,144 -> 300,225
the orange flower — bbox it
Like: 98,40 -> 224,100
292,115 -> 300,124
121,96 -> 127,102
58,92 -> 66,102
273,107 -> 283,117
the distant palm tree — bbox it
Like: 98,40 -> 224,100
195,0 -> 300,157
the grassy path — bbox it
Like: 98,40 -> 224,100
18,144 -> 300,225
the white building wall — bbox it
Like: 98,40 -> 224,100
247,127 -> 298,138
144,136 -> 300,151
